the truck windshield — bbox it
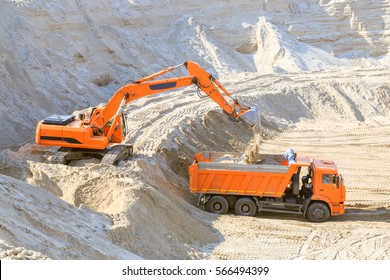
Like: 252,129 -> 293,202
322,174 -> 336,184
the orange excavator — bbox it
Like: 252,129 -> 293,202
36,61 -> 259,164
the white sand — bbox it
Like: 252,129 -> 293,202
1,0 -> 390,260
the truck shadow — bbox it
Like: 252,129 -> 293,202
332,207 -> 390,223
247,207 -> 390,223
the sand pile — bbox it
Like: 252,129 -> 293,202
1,143 -> 220,259
0,173 -> 140,259
1,0 -> 390,261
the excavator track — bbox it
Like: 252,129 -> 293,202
44,145 -> 133,165
46,147 -> 69,164
101,144 -> 133,165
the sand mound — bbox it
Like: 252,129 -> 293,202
254,17 -> 351,73
0,174 -> 140,259
1,0 -> 390,261
1,149 -> 219,259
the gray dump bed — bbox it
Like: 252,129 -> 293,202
198,151 -> 289,173
198,162 -> 289,173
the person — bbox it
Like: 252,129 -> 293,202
284,148 -> 296,165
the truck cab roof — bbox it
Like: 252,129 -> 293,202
313,159 -> 338,173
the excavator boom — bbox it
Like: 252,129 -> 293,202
90,61 -> 257,130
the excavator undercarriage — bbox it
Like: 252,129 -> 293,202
44,144 -> 133,165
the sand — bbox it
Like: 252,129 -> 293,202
1,0 -> 390,260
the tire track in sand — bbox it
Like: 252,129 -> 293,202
261,125 -> 390,207
209,124 -> 390,260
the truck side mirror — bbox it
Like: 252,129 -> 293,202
335,176 -> 339,187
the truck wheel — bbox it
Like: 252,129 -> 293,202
206,196 -> 228,214
307,202 -> 330,222
235,197 -> 257,216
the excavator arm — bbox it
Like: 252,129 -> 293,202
90,75 -> 195,130
185,61 -> 250,119
91,61 -> 257,131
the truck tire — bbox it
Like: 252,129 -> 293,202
206,196 -> 228,214
307,202 -> 330,222
234,197 -> 257,216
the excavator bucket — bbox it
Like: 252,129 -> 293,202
240,107 -> 261,131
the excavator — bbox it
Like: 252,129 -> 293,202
36,61 -> 259,164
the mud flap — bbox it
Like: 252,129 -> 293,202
303,198 -> 311,217
197,193 -> 204,207
292,173 -> 300,196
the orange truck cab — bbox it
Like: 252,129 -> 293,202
189,151 -> 346,222
309,159 -> 346,218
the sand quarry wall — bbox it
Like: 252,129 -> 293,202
1,0 -> 390,148
1,0 -> 390,259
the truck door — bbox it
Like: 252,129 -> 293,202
321,173 -> 343,204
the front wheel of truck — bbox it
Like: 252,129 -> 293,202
206,196 -> 228,214
307,202 -> 330,222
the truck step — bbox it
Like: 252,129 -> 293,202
258,208 -> 303,215
259,201 -> 304,215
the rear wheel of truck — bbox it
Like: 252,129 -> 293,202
206,196 -> 228,214
307,202 -> 330,222
235,197 -> 257,216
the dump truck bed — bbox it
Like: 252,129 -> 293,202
189,151 -> 310,197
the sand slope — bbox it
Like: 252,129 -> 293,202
1,0 -> 390,260
1,0 -> 390,147
0,173 -> 140,259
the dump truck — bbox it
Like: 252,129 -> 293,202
189,151 -> 346,222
